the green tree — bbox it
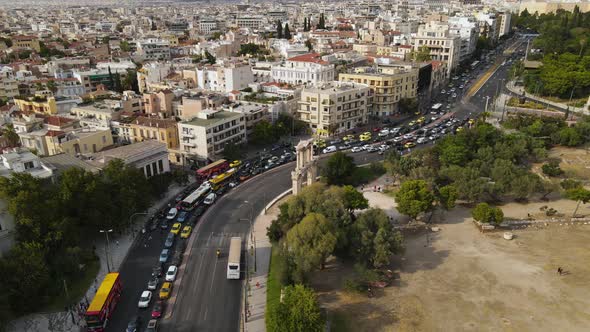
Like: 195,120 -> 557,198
286,213 -> 337,280
342,185 -> 368,211
566,187 -> 590,217
305,39 -> 313,52
284,23 -> 292,39
322,151 -> 356,185
395,180 -> 434,219
267,284 -> 325,332
122,69 -> 139,92
1,124 -> 20,147
276,20 -> 283,39
561,178 -> 581,190
398,97 -> 418,114
542,159 -> 564,176
317,13 -> 326,29
204,50 -> 216,64
222,141 -> 244,161
472,203 -> 504,225
350,208 -> 404,268
436,185 -> 458,210
120,40 -> 131,52
251,120 -> 276,144
413,45 -> 431,62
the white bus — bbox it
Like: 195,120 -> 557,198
431,103 -> 443,111
179,182 -> 211,211
227,237 -> 241,280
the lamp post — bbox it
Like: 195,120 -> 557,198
99,229 -> 114,273
244,200 -> 256,272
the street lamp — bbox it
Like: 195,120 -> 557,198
243,200 -> 256,272
99,229 -> 114,273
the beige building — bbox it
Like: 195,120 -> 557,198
519,1 -> 590,14
178,110 -> 246,162
339,66 -> 418,117
297,81 -> 370,136
413,21 -> 461,75
45,128 -> 114,156
11,35 -> 41,52
118,116 -> 179,150
143,90 -> 174,118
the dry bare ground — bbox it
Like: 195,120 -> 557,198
311,201 -> 590,332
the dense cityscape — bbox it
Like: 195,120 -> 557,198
0,0 -> 589,331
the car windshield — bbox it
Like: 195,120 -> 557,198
162,287 -> 169,292
141,295 -> 149,301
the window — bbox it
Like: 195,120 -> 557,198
24,161 -> 34,169
146,164 -> 152,177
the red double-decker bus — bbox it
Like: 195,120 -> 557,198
85,272 -> 122,332
196,159 -> 229,180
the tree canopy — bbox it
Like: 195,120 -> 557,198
322,151 -> 356,185
267,284 -> 325,332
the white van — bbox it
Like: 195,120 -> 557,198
203,192 -> 217,205
322,146 -> 337,154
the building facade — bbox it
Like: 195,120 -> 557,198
271,53 -> 336,86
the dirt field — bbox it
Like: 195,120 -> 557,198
311,204 -> 590,332
547,146 -> 590,181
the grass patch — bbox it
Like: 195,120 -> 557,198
347,162 -> 386,186
266,243 -> 286,328
42,258 -> 100,312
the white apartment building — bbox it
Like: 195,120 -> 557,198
448,16 -> 480,63
497,12 -> 512,38
271,53 -> 336,86
475,12 -> 499,43
178,110 -> 246,161
199,19 -> 223,34
195,63 -> 254,93
137,62 -> 173,93
224,102 -> 270,139
235,16 -> 264,30
136,39 -> 171,62
414,21 -> 461,75
298,81 -> 370,136
0,66 -> 19,99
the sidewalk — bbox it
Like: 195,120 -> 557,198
6,182 -> 189,332
244,191 -> 289,332
505,81 -> 588,115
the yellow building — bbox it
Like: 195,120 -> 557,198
119,116 -> 179,150
11,35 -> 41,52
339,67 -> 418,117
45,128 -> 114,156
14,96 -> 58,115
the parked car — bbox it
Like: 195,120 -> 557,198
152,263 -> 163,277
351,146 -> 363,153
159,249 -> 170,263
147,276 -> 159,291
193,205 -> 206,219
151,300 -> 164,319
165,265 -> 178,282
138,290 -> 152,308
146,319 -> 158,332
170,223 -> 181,235
126,316 -> 141,332
176,211 -> 188,223
378,129 -> 390,137
166,208 -> 178,220
203,192 -> 217,205
164,233 -> 175,248
159,282 -> 172,299
322,146 -> 337,154
229,160 -> 242,168
180,225 -> 192,239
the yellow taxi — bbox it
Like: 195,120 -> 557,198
408,120 -> 416,126
170,223 -> 182,235
229,160 -> 242,168
343,134 -> 355,141
456,126 -> 464,132
159,282 -> 172,299
313,139 -> 326,148
468,118 -> 475,125
180,225 -> 192,239
417,116 -> 425,123
404,142 -> 416,149
359,133 -> 371,142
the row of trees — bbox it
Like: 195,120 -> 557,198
503,114 -> 590,147
250,114 -> 308,145
0,160 -> 187,318
276,21 -> 292,40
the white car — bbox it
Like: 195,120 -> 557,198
441,89 -> 446,94
166,208 -> 178,220
393,136 -> 403,143
203,192 -> 217,205
138,290 -> 152,308
378,129 -> 390,137
452,93 -> 457,98
403,134 -> 414,140
391,127 -> 401,133
361,144 -> 371,150
351,146 -> 363,153
417,137 -> 427,144
165,265 -> 178,282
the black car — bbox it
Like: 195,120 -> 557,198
126,316 -> 141,332
160,220 -> 168,229
193,205 -> 206,218
152,264 -> 163,278
216,185 -> 229,197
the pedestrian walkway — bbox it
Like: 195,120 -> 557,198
6,183 -> 189,332
505,81 -> 588,115
244,191 -> 289,332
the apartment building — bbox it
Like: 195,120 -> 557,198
73,69 -> 118,93
271,53 -> 336,86
224,102 -> 270,139
136,39 -> 171,62
413,21 -> 461,75
14,95 -> 80,115
339,67 -> 418,117
44,128 -> 113,156
448,16 -> 480,63
69,104 -> 122,129
195,63 -> 254,93
199,19 -> 223,34
178,110 -> 246,161
137,62 -> 173,93
143,90 -> 174,118
117,116 -> 179,150
235,16 -> 264,30
297,81 -> 370,136
0,66 -> 18,99
497,12 -> 512,38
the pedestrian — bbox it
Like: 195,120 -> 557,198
115,240 -> 119,246
557,267 -> 563,275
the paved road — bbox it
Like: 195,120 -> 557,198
106,36 -> 530,332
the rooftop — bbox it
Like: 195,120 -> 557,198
287,53 -> 329,65
42,153 -> 100,175
182,111 -> 241,127
90,140 -> 167,166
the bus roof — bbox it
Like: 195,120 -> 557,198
228,237 -> 241,264
197,159 -> 227,174
182,182 -> 211,204
87,272 -> 119,314
209,168 -> 236,185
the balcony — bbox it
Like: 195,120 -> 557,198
181,132 -> 194,138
